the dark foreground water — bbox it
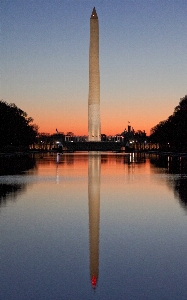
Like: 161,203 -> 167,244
0,153 -> 187,300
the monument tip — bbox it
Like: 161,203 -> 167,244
91,7 -> 98,19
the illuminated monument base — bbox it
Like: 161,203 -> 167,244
88,103 -> 100,141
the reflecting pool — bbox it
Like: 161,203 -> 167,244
0,153 -> 187,300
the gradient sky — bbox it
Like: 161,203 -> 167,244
1,0 -> 187,135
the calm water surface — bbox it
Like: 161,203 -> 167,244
0,153 -> 187,300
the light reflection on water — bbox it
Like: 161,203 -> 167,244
0,153 -> 187,300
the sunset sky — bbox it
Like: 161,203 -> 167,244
1,0 -> 187,136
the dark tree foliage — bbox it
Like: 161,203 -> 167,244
0,101 -> 38,151
150,95 -> 187,152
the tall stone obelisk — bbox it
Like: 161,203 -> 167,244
88,7 -> 101,141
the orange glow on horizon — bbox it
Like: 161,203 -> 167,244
34,111 -> 156,136
36,119 -> 154,136
30,96 -> 174,137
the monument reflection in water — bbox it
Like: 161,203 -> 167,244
1,153 -> 187,299
88,153 -> 100,288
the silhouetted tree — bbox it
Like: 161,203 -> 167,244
0,101 -> 38,151
150,95 -> 187,151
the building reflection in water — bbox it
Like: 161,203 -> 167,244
88,153 -> 101,289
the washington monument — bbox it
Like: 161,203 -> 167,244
88,7 -> 101,141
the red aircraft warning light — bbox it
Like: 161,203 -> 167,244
91,275 -> 97,288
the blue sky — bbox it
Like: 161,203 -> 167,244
1,0 -> 187,135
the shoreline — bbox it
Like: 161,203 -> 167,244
0,150 -> 187,157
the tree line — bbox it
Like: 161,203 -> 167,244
0,100 -> 38,151
150,95 -> 187,152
